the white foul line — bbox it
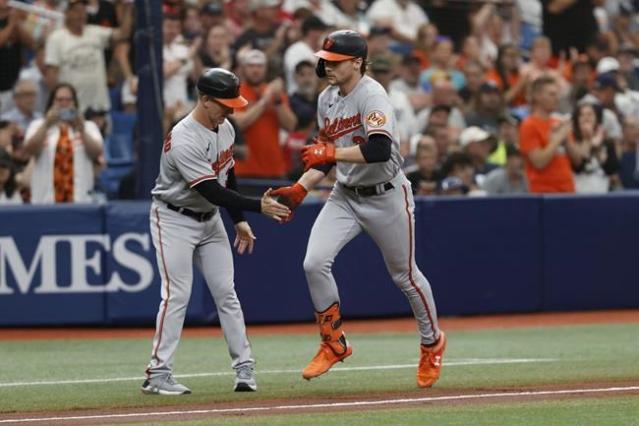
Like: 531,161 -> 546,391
1,385 -> 638,424
0,358 -> 555,388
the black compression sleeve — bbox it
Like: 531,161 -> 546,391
311,162 -> 335,174
224,167 -> 246,223
193,178 -> 261,214
359,133 -> 392,163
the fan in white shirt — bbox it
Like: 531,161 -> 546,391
284,16 -> 328,95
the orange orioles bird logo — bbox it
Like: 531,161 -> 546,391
323,38 -> 335,50
366,110 -> 386,128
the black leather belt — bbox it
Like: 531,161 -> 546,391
166,202 -> 215,222
341,182 -> 394,197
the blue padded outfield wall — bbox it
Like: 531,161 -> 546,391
1,194 -> 639,326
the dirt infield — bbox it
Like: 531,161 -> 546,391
1,380 -> 638,425
1,309 -> 638,341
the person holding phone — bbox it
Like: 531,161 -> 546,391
23,82 -> 103,203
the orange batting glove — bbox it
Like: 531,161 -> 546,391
271,183 -> 308,222
301,142 -> 336,171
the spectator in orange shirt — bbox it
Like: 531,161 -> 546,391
233,49 -> 297,178
519,76 -> 582,193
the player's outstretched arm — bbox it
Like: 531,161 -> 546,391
271,168 -> 326,222
261,188 -> 293,222
193,179 -> 290,222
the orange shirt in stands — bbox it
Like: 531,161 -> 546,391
234,83 -> 288,178
519,114 -> 575,193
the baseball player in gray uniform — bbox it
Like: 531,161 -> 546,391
272,30 -> 447,388
142,68 -> 290,395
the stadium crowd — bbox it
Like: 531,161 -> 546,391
1,0 -> 639,204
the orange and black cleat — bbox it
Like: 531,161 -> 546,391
302,336 -> 352,380
302,302 -> 352,380
417,331 -> 447,388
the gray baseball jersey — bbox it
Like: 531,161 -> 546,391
317,75 -> 403,186
151,112 -> 235,212
146,112 -> 253,383
304,74 -> 441,346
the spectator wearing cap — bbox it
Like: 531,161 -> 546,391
406,135 -> 439,195
580,73 -> 624,143
232,0 -> 288,66
366,0 -> 429,44
486,43 -> 529,108
481,144 -> 528,195
419,37 -> 466,92
23,83 -> 103,203
459,126 -> 499,184
369,55 -> 417,147
389,53 -> 430,112
619,117 -> 639,189
234,49 -> 297,178
465,81 -> 507,135
44,0 -> 133,113
316,0 -> 368,34
283,15 -> 327,95
596,56 -> 639,121
0,145 -> 21,204
1,80 -> 42,136
519,76 -> 582,193
163,12 -> 198,120
570,102 -> 619,193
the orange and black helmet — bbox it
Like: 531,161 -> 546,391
196,68 -> 248,109
314,30 -> 368,77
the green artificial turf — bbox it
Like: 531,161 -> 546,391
0,323 -> 637,415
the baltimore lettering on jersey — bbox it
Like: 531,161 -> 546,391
211,147 -> 234,174
323,114 -> 362,139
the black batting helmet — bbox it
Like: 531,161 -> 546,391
314,30 -> 368,77
197,68 -> 248,109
